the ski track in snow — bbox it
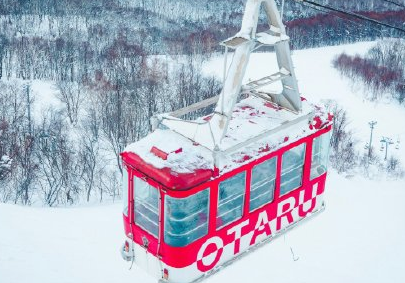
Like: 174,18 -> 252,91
1,42 -> 405,283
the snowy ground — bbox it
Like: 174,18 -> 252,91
24,80 -> 63,125
1,42 -> 405,283
1,171 -> 405,283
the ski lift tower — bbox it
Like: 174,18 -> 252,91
120,0 -> 333,282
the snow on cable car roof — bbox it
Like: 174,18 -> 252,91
124,128 -> 214,174
123,95 -> 331,188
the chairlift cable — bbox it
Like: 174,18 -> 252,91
293,0 -> 405,34
296,1 -> 384,35
380,0 -> 405,9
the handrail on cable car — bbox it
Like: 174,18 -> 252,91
217,205 -> 243,219
135,210 -> 158,226
167,208 -> 207,223
252,177 -> 275,188
218,192 -> 244,208
135,198 -> 159,215
250,190 -> 274,203
165,222 -> 208,238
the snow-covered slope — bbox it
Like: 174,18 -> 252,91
204,41 -> 405,166
1,42 -> 405,283
1,171 -> 404,283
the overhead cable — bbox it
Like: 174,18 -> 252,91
380,0 -> 405,9
293,0 -> 405,34
296,1 -> 384,35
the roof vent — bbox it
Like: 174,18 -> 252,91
150,146 -> 168,160
150,146 -> 183,160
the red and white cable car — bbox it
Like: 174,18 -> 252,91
121,0 -> 333,282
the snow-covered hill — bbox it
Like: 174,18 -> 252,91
1,42 -> 405,283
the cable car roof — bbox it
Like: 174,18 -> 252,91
122,95 -> 332,190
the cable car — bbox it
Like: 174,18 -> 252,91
120,0 -> 333,282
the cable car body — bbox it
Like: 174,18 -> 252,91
120,0 -> 333,282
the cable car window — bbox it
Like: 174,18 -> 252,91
134,177 -> 159,237
164,189 -> 209,247
122,168 -> 129,216
250,157 -> 276,212
280,144 -> 306,196
217,171 -> 246,229
311,132 -> 331,179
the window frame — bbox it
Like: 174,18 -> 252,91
249,156 -> 277,212
122,167 -> 129,216
133,176 -> 160,238
164,188 -> 210,247
216,171 -> 246,230
310,131 -> 331,180
280,143 -> 306,196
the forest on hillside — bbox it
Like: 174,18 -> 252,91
0,0 -> 404,206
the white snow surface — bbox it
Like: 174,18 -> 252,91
256,32 -> 289,45
125,96 -> 328,174
124,129 -> 214,174
1,42 -> 405,283
1,171 -> 404,283
30,80 -> 63,122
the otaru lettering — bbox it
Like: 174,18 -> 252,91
196,183 -> 320,272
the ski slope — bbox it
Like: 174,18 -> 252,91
204,41 -> 405,166
1,172 -> 405,283
1,42 -> 405,283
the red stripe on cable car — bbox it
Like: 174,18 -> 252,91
121,152 -> 213,190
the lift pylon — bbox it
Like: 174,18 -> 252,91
154,0 -> 301,150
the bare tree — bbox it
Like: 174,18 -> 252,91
36,109 -> 82,206
386,156 -> 404,180
327,102 -> 358,173
0,81 -> 37,205
56,81 -> 84,125
0,155 -> 12,182
79,107 -> 111,202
